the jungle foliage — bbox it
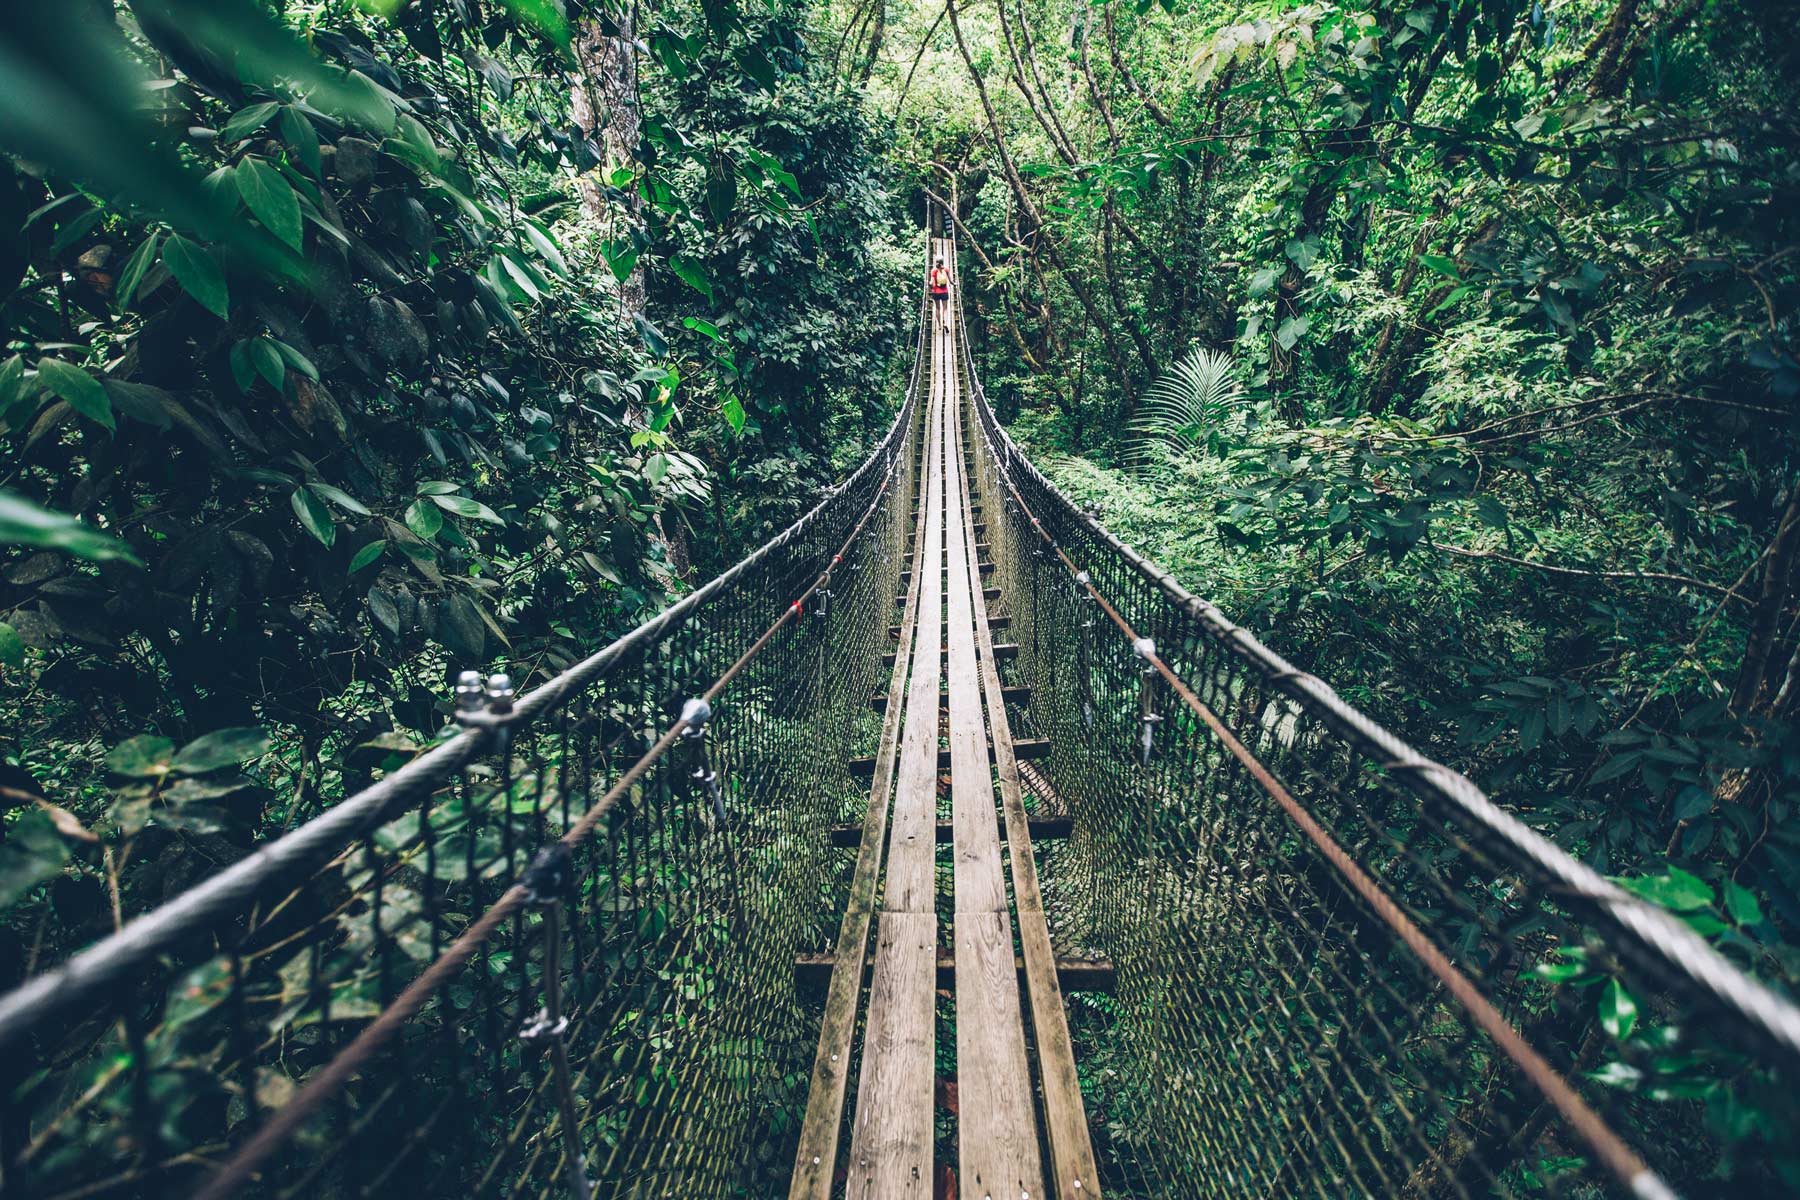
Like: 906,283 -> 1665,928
0,0 -> 901,988
856,0 -> 1799,1187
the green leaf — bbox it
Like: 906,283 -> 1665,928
405,498 -> 444,539
430,494 -> 504,525
1724,880 -> 1764,927
668,255 -> 714,302
601,239 -> 639,285
173,727 -> 271,774
683,316 -> 721,342
162,236 -> 229,319
348,540 -> 386,573
308,481 -> 371,516
0,810 -> 69,910
236,157 -> 303,251
0,354 -> 27,419
1599,979 -> 1638,1041
0,490 -> 141,565
280,105 -> 322,173
523,220 -> 569,277
497,0 -> 573,52
273,339 -> 319,381
1617,868 -> 1714,912
1274,315 -> 1310,352
1420,254 -> 1461,279
0,622 -> 23,668
291,487 -> 337,548
35,358 -> 113,431
722,394 -> 746,433
415,481 -> 462,496
249,338 -> 285,392
221,101 -> 280,143
115,230 -> 163,308
106,734 -> 176,776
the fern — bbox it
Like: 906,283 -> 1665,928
1129,346 -> 1242,467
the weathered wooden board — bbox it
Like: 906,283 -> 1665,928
844,912 -> 939,1199
789,344 -> 934,1198
952,911 -> 1046,1200
952,334 -> 1103,1198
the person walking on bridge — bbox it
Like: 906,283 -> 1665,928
930,256 -> 951,331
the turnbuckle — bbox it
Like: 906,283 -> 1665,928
681,697 -> 726,827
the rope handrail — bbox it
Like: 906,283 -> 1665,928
952,269 -> 1800,1074
0,269 -> 932,1059
0,241 -> 936,1200
946,226 -> 1800,1195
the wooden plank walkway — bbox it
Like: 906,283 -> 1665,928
793,239 -> 1099,1199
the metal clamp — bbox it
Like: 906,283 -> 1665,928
1135,638 -> 1163,766
681,698 -> 727,827
516,873 -> 592,1200
455,670 -> 518,734
521,843 -> 572,907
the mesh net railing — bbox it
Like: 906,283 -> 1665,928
0,263 -> 929,1200
950,269 -> 1800,1198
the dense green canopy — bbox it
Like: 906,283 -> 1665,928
0,0 -> 1797,1190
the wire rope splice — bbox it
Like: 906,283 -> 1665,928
518,841 -> 592,1200
1133,637 -> 1163,766
680,697 -> 727,829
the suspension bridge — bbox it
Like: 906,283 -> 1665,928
2,215 -> 1798,1199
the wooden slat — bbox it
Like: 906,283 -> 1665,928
848,738 -> 1049,779
794,948 -> 1115,993
790,345 -> 935,1198
840,254 -> 950,1197
827,814 -> 1070,847
941,284 -> 1044,1199
953,911 -> 1045,1199
843,912 -> 937,1197
951,354 -> 1102,1198
870,683 -> 1028,714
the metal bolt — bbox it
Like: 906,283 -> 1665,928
485,672 -> 515,714
455,670 -> 485,713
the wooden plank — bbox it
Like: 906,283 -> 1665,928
790,348 -> 934,1199
943,348 -> 1007,916
843,912 -> 938,1198
828,814 -> 1072,848
951,347 -> 1102,1198
881,304 -> 947,916
953,911 -> 1045,1200
940,275 -> 1044,1199
841,251 -> 949,1198
849,738 -> 1049,779
794,949 -> 1115,993
870,683 -> 1028,714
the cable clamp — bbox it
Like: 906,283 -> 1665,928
519,1009 -> 570,1047
455,670 -> 520,731
522,843 -> 573,907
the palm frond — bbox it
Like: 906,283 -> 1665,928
1129,347 -> 1241,467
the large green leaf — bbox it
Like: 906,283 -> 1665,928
236,157 -> 303,251
309,481 -> 371,516
430,494 -> 503,525
0,490 -> 140,564
290,486 -> 337,547
35,358 -> 113,431
0,809 -> 69,910
162,235 -> 229,318
173,727 -> 272,774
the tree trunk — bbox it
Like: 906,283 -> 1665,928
571,14 -> 644,319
